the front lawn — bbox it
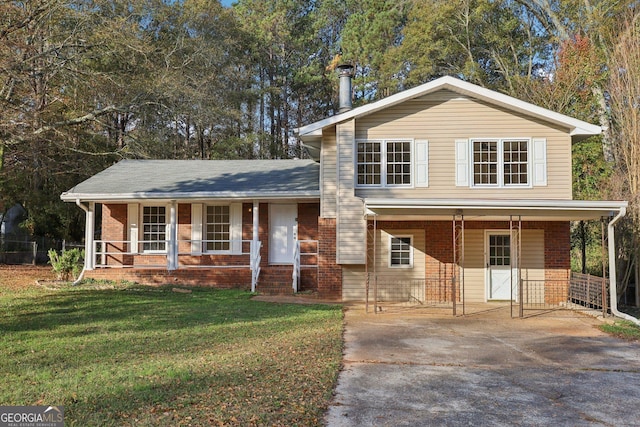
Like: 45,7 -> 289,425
0,280 -> 343,426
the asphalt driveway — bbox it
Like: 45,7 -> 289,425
326,304 -> 640,426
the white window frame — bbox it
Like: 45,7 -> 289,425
470,138 -> 532,188
192,203 -> 242,255
140,204 -> 169,254
355,139 -> 414,188
204,204 -> 232,253
388,234 -> 414,268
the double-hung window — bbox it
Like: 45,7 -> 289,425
356,139 -> 412,187
389,235 -> 413,268
472,139 -> 530,187
205,205 -> 231,252
142,206 -> 166,252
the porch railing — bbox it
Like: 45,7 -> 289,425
292,240 -> 318,293
94,239 -> 256,268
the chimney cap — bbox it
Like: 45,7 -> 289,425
337,63 -> 354,77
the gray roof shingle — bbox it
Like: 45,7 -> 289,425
61,159 -> 320,201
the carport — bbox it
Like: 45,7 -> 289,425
364,198 -> 632,320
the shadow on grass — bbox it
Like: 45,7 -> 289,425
1,287 -> 337,334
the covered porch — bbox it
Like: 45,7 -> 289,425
361,198 -> 628,318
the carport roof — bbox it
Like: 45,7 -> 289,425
364,198 -> 628,221
61,159 -> 320,202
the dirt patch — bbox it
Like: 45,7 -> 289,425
0,265 -> 55,291
252,294 -> 342,305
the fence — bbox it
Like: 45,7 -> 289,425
519,272 -> 608,317
0,237 -> 78,265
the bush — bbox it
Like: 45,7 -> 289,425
48,248 -> 84,281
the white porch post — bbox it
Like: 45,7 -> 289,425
251,200 -> 260,292
84,202 -> 95,270
168,201 -> 178,271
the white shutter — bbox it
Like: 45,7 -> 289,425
532,138 -> 547,186
191,204 -> 203,254
455,139 -> 470,187
230,203 -> 242,254
415,140 -> 429,187
127,204 -> 139,254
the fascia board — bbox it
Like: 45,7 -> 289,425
364,198 -> 627,211
61,191 -> 321,202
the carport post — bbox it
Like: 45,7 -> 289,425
373,214 -> 378,314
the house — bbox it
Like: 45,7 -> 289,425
61,74 -> 627,313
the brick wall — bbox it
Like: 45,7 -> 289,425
92,202 -> 322,292
318,218 -> 342,299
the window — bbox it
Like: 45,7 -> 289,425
472,139 -> 529,187
357,141 -> 381,185
489,235 -> 510,266
389,235 -> 413,268
142,206 -> 166,252
356,139 -> 412,187
205,205 -> 230,252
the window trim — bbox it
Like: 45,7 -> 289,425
355,138 -> 415,188
140,204 -> 169,254
470,138 -> 532,189
388,234 -> 414,269
203,204 -> 232,254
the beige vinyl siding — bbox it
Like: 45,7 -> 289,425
342,265 -> 367,301
462,228 -> 544,302
461,229 -> 485,302
354,89 -> 572,200
321,127 -> 337,218
336,120 -> 367,264
341,228 -> 426,301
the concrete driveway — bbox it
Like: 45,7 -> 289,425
326,304 -> 640,426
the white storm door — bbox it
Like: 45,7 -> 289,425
487,233 -> 515,300
269,204 -> 297,264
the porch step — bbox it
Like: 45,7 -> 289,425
257,282 -> 294,295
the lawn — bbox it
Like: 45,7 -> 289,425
0,267 -> 343,426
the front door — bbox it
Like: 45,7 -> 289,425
486,232 -> 516,300
269,204 -> 297,264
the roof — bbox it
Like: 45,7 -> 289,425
61,159 -> 320,202
364,198 -> 627,221
296,76 -> 601,142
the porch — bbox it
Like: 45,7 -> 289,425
358,198 -> 627,318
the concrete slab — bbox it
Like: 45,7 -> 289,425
327,304 -> 640,426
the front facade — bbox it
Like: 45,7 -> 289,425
62,76 -> 627,306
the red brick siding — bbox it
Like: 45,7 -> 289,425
93,202 -> 320,293
318,218 -> 342,299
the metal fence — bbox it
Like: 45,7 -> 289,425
0,237 -> 79,265
519,272 -> 608,317
368,276 -> 455,311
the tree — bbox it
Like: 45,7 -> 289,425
607,9 -> 640,305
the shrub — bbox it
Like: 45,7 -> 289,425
48,248 -> 84,281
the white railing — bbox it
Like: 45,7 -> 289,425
292,240 -> 319,293
251,240 -> 262,292
93,239 -> 255,269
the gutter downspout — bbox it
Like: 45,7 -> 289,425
72,199 -> 93,286
608,207 -> 640,326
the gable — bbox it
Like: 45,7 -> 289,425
296,76 -> 600,142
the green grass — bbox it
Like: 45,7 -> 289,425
599,320 -> 640,341
0,283 -> 343,426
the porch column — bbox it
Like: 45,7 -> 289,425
168,201 -> 178,271
84,202 -> 95,270
251,200 -> 260,292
